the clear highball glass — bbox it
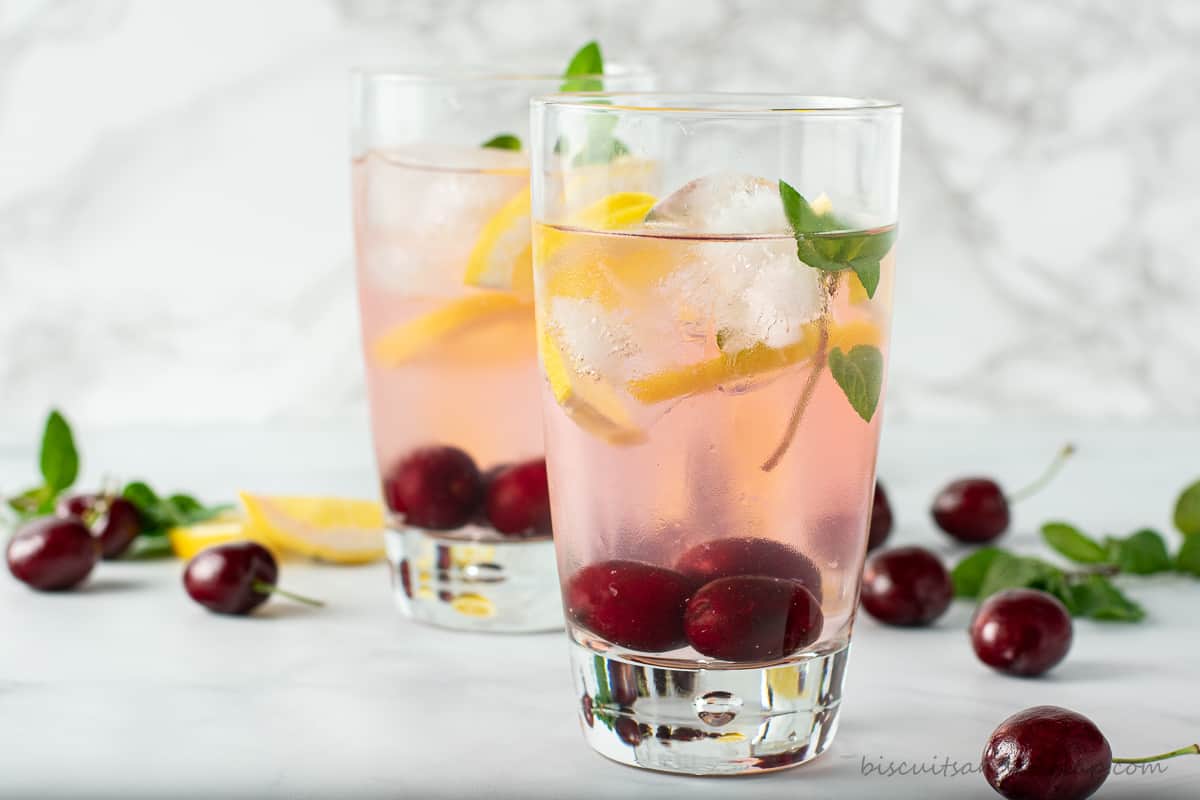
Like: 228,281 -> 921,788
530,93 -> 901,772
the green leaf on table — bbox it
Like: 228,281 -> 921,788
951,546 -> 1004,597
1176,534 -> 1200,576
1068,574 -> 1145,622
6,485 -> 55,518
560,40 -> 604,92
977,552 -> 1059,600
1173,479 -> 1200,537
1041,521 -> 1107,564
828,345 -> 883,422
1103,529 -> 1172,575
39,410 -> 78,493
122,481 -> 227,536
481,133 -> 521,151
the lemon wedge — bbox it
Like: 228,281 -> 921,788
371,293 -> 531,367
627,319 -> 881,405
239,493 -> 386,565
463,188 -> 533,294
449,592 -> 496,618
541,329 -> 645,445
168,513 -> 268,560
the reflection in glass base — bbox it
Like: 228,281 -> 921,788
384,526 -> 562,633
570,640 -> 849,775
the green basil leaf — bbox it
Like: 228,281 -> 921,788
1104,529 -> 1172,575
1041,521 -> 1107,564
951,547 -> 1005,597
828,345 -> 884,422
39,410 -> 78,492
849,256 -> 881,299
1173,479 -> 1200,537
560,41 -> 604,92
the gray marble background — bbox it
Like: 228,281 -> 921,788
2,0 -> 1199,430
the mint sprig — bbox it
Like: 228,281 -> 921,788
1173,478 -> 1200,536
122,480 -> 228,538
1041,521 -> 1176,576
481,133 -> 521,151
778,179 -> 894,300
6,410 -> 80,519
828,346 -> 883,423
950,546 -> 1145,622
560,41 -> 604,92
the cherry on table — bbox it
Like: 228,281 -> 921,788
6,516 -> 99,591
867,481 -> 893,551
982,705 -> 1200,800
565,560 -> 692,652
675,537 -> 822,601
183,542 -> 322,616
57,493 -> 142,559
683,575 -> 822,662
383,445 -> 483,530
859,546 -> 953,626
932,444 -> 1074,544
485,458 -> 551,537
971,588 -> 1072,677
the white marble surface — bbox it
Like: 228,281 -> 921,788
1,423 -> 1198,798
3,0 -> 1200,431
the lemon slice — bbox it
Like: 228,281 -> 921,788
537,191 -> 657,265
541,329 -> 645,445
168,513 -> 268,560
449,592 -> 496,618
371,293 -> 530,367
627,320 -> 881,405
239,493 -> 386,565
463,188 -> 532,294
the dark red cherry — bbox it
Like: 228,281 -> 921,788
675,537 -> 822,601
983,706 -> 1111,800
867,482 -> 893,551
565,560 -> 692,652
485,459 -> 551,537
932,478 -> 1010,543
683,575 -> 822,662
860,546 -> 953,626
57,493 -> 142,559
472,463 -> 509,526
383,445 -> 483,530
184,542 -> 321,616
971,589 -> 1073,677
6,516 -> 98,590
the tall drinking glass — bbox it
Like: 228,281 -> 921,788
351,67 -> 651,633
531,93 -> 901,772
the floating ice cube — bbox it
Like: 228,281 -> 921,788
549,297 -> 638,383
661,240 -> 822,351
645,173 -> 790,235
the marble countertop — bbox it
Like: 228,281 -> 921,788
1,424 -> 1197,799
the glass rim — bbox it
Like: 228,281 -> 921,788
533,92 -> 902,116
351,63 -> 653,85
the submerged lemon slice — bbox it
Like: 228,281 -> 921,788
463,188 -> 533,294
239,493 -> 386,564
541,329 -> 645,445
168,513 -> 268,560
627,319 -> 881,405
371,293 -> 531,366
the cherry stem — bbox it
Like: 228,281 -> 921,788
1112,743 -> 1200,764
1006,443 -> 1076,504
252,580 -> 325,608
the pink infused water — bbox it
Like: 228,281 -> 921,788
536,223 -> 895,667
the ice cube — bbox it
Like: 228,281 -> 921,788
645,173 -> 790,235
660,240 -> 822,352
548,297 -> 638,383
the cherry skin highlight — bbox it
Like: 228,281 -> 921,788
675,537 -> 822,601
565,560 -> 692,652
982,706 -> 1111,800
683,575 -> 823,662
971,589 -> 1073,677
6,516 -> 98,591
383,445 -> 483,530
860,546 -> 953,626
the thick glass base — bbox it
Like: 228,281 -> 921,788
570,641 -> 849,775
384,527 -> 562,633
